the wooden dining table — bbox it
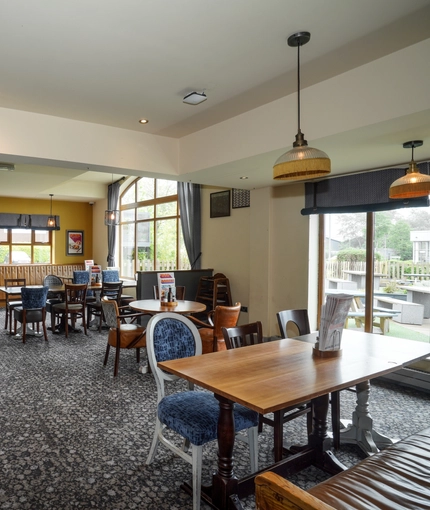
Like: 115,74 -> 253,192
158,329 -> 430,510
129,298 -> 206,315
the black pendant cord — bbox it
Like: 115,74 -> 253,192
297,41 -> 301,133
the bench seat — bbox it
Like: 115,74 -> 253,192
255,427 -> 430,510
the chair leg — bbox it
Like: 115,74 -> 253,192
273,410 -> 284,462
136,348 -> 140,363
331,391 -> 341,449
42,310 -> 48,342
4,305 -> 8,330
306,402 -> 313,435
258,413 -> 263,433
104,344 -> 111,366
113,347 -> 120,376
247,426 -> 259,473
191,445 -> 203,510
22,314 -> 27,344
146,418 -> 162,465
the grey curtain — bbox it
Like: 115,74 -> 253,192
301,162 -> 429,215
178,182 -> 202,269
107,181 -> 121,267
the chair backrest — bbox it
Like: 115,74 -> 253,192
146,313 -> 201,400
101,281 -> 123,303
64,283 -> 87,308
212,302 -> 241,339
21,286 -> 49,309
101,296 -> 120,328
276,309 -> 310,338
43,274 -> 63,287
5,278 -> 26,288
102,269 -> 120,283
153,285 -> 186,300
73,270 -> 93,296
222,322 -> 263,350
73,271 -> 89,284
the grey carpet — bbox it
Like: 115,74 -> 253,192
1,308 -> 429,509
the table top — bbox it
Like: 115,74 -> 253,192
405,285 -> 430,294
158,330 -> 430,415
0,283 -> 109,295
343,270 -> 387,277
129,299 -> 206,315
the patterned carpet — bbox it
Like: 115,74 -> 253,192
0,308 -> 429,510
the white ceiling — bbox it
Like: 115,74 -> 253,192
1,0 -> 430,201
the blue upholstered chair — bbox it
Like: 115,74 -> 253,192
13,286 -> 49,343
73,270 -> 95,300
146,313 -> 259,510
102,269 -> 134,307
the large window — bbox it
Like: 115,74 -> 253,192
0,228 -> 52,264
322,207 -> 430,376
119,177 -> 189,277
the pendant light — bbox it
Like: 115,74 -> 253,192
389,141 -> 430,199
273,31 -> 331,181
47,194 -> 57,228
104,174 -> 120,226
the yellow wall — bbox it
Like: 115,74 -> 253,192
0,197 -> 93,264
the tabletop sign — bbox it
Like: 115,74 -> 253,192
157,272 -> 176,302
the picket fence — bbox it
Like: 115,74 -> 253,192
326,260 -> 430,281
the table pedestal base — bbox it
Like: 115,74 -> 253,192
339,380 -> 397,455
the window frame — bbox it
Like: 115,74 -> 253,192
0,228 -> 53,264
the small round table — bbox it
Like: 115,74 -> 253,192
129,299 -> 206,315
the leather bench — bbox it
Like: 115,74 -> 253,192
255,427 -> 430,510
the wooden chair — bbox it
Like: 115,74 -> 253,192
190,302 -> 241,353
101,297 -> 148,376
153,285 -> 186,300
145,312 -> 258,510
87,281 -> 123,331
4,278 -> 26,333
13,286 -> 49,343
222,321 -> 312,463
101,269 -> 134,307
276,309 -> 342,450
51,283 -> 88,338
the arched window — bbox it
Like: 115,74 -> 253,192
119,177 -> 189,277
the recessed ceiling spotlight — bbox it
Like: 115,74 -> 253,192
240,176 -> 248,180
183,91 -> 207,105
139,118 -> 149,124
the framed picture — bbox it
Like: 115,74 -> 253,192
232,188 -> 250,209
66,230 -> 84,255
210,190 -> 231,218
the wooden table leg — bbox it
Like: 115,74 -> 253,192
212,394 -> 238,510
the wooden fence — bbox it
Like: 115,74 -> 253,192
326,260 -> 430,281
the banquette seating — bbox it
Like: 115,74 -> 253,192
255,426 -> 430,510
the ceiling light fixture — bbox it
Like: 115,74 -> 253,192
47,194 -> 57,228
273,31 -> 330,181
104,174 -> 120,226
183,91 -> 207,105
139,118 -> 149,124
389,140 -> 430,199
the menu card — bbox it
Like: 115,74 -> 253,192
157,272 -> 176,302
318,293 -> 353,351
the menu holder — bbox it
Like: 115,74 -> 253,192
313,341 -> 342,358
317,293 -> 353,352
161,301 -> 178,308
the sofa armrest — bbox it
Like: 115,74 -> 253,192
255,472 -> 335,510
